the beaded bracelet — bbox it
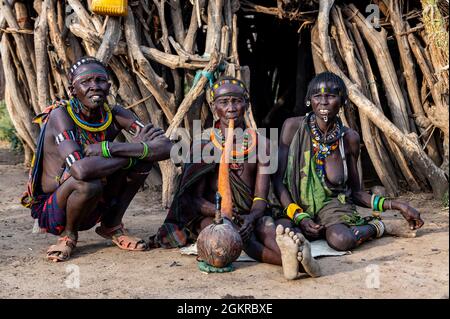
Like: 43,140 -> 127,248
285,203 -> 302,220
253,197 -> 267,203
371,194 -> 385,212
101,141 -> 111,158
139,142 -> 149,160
378,197 -> 386,212
123,158 -> 136,170
293,212 -> 311,225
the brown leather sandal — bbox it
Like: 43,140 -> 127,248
95,223 -> 147,251
46,236 -> 77,262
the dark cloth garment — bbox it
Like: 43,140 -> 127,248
315,197 -> 359,228
154,161 -> 216,248
280,115 -> 363,227
21,100 -> 111,233
31,192 -> 103,235
153,138 -> 256,248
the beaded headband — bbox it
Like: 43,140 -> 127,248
71,69 -> 109,85
69,57 -> 106,81
210,79 -> 249,100
310,86 -> 343,96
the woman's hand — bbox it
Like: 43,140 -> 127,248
84,143 -> 102,157
239,214 -> 256,243
299,218 -> 324,238
136,124 -> 165,143
233,212 -> 255,243
398,203 -> 424,230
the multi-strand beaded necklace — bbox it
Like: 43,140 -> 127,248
66,98 -> 112,146
307,112 -> 343,179
210,122 -> 257,170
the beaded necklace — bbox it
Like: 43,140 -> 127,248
307,112 -> 343,178
210,122 -> 257,168
66,99 -> 112,132
66,99 -> 112,146
307,112 -> 342,144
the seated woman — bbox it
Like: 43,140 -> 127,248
273,72 -> 424,263
22,56 -> 172,262
152,77 -> 320,279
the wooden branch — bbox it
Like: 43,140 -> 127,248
231,14 -> 240,72
240,0 -> 318,21
66,31 -> 84,62
67,0 -> 101,32
69,23 -> 127,55
1,0 -> 39,114
408,30 -> 449,175
318,0 -> 447,198
385,0 -> 429,131
344,4 -> 410,134
1,35 -> 39,150
47,48 -> 66,98
332,6 -> 400,195
34,0 -> 50,111
47,0 -> 70,93
0,27 -> 33,34
350,21 -> 423,191
205,0 -> 223,55
166,52 -> 221,137
153,0 -> 171,53
170,36 -> 210,62
136,5 -> 156,48
169,0 -> 185,45
141,45 -> 208,69
5,89 -> 36,159
125,7 -> 176,122
108,56 -> 151,123
96,16 -> 122,64
408,32 -> 449,137
311,24 -> 327,73
183,0 -> 205,53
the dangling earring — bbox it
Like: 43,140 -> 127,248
70,97 -> 80,113
306,100 -> 311,107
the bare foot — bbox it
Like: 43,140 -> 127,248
275,225 -> 300,280
383,219 -> 417,238
296,233 -> 321,278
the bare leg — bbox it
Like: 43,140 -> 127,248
101,162 -> 152,228
95,162 -> 152,251
196,216 -> 215,234
243,217 -> 282,265
47,178 -> 103,260
326,222 -> 382,251
383,219 -> 417,238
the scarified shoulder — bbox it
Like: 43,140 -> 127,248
46,105 -> 74,132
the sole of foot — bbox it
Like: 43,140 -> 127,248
275,224 -> 321,280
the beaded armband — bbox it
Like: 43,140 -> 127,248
65,151 -> 83,168
55,130 -> 76,145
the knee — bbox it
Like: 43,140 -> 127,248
74,179 -> 103,198
326,227 -> 356,251
256,216 -> 275,229
275,218 -> 294,229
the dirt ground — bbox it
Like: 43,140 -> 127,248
0,146 -> 448,299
